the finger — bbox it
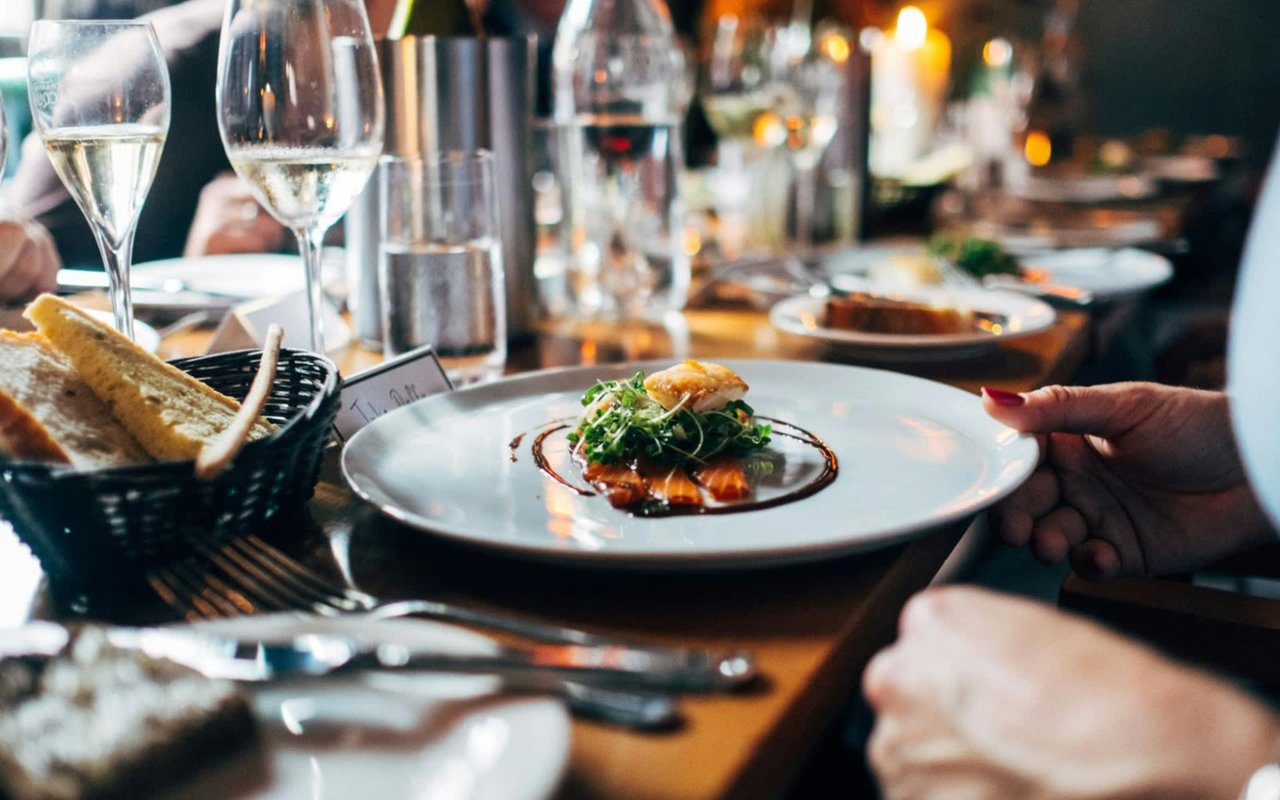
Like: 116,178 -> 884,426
982,383 -> 1155,439
0,240 -> 42,300
1046,439 -> 1149,575
863,647 -> 900,710
1028,506 -> 1088,564
25,224 -> 61,296
989,468 -> 1061,547
0,221 -> 25,275
1071,539 -> 1122,579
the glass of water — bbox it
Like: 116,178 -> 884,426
379,151 -> 507,385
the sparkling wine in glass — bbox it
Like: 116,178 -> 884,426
27,21 -> 170,339
217,0 -> 384,353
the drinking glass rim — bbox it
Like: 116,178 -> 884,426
381,149 -> 496,185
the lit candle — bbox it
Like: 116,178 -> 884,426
868,6 -> 952,178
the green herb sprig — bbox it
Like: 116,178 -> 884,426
567,372 -> 772,466
926,234 -> 1020,278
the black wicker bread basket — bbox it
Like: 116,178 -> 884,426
0,348 -> 340,587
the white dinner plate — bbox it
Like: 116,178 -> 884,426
823,243 -> 1172,304
771,288 -> 1057,363
1019,247 -> 1173,300
165,614 -> 571,800
342,360 -> 1039,569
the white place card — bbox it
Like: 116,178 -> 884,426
206,290 -> 350,354
332,343 -> 454,442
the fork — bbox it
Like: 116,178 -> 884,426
148,535 -> 755,685
930,255 -> 982,289
147,542 -> 702,730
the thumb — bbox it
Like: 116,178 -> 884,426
981,384 -> 1152,438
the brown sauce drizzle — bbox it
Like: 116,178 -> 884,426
507,433 -> 525,463
523,416 -> 838,516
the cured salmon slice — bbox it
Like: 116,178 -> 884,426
582,460 -> 649,508
639,462 -> 702,506
693,458 -> 752,502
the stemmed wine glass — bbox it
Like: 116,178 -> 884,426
26,21 -> 170,339
216,0 -> 384,353
0,92 -> 9,181
758,32 -> 843,257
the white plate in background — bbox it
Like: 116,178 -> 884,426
1019,248 -> 1173,300
774,286 -> 1057,363
342,360 -> 1039,569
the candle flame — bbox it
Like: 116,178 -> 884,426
894,6 -> 928,51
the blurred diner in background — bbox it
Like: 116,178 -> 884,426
2,0 -> 1280,798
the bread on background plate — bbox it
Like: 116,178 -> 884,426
0,331 -> 150,469
24,294 -> 276,463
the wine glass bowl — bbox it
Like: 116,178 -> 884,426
26,21 -> 170,340
217,0 -> 384,352
700,17 -> 783,146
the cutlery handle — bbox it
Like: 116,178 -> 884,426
366,599 -> 756,690
357,643 -> 756,693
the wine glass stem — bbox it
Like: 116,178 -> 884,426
794,164 -> 817,251
295,225 -> 328,353
96,229 -> 136,340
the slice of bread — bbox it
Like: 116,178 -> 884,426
0,388 -> 70,464
0,331 -> 149,468
25,295 -> 275,462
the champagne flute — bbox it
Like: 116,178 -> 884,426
217,0 -> 384,353
26,21 -> 170,339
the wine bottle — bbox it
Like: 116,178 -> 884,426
388,0 -> 483,38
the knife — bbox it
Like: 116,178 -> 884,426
56,269 -> 238,308
109,628 -> 757,693
107,628 -> 685,730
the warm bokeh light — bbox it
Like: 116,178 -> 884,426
1025,130 -> 1052,166
822,32 -> 852,64
894,6 -> 928,51
682,228 -> 703,257
983,37 -> 1012,68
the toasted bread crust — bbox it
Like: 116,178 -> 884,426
25,295 -> 275,462
0,330 -> 147,468
0,389 -> 70,463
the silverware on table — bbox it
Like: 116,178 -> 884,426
148,535 -> 756,691
108,627 -> 679,730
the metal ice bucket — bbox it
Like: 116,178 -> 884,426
345,35 -> 537,345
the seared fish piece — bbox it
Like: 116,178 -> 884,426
639,462 -> 702,506
693,458 -> 752,501
581,460 -> 649,508
643,360 -> 748,412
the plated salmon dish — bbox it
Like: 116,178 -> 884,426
563,360 -> 779,513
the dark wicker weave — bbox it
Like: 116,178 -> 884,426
0,348 -> 340,587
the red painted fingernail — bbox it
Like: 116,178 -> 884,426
982,387 -> 1025,407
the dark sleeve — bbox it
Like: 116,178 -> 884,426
6,1 -> 231,267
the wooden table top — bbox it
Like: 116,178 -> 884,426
0,302 -> 1091,800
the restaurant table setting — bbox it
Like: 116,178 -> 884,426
0,0 -> 1220,797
